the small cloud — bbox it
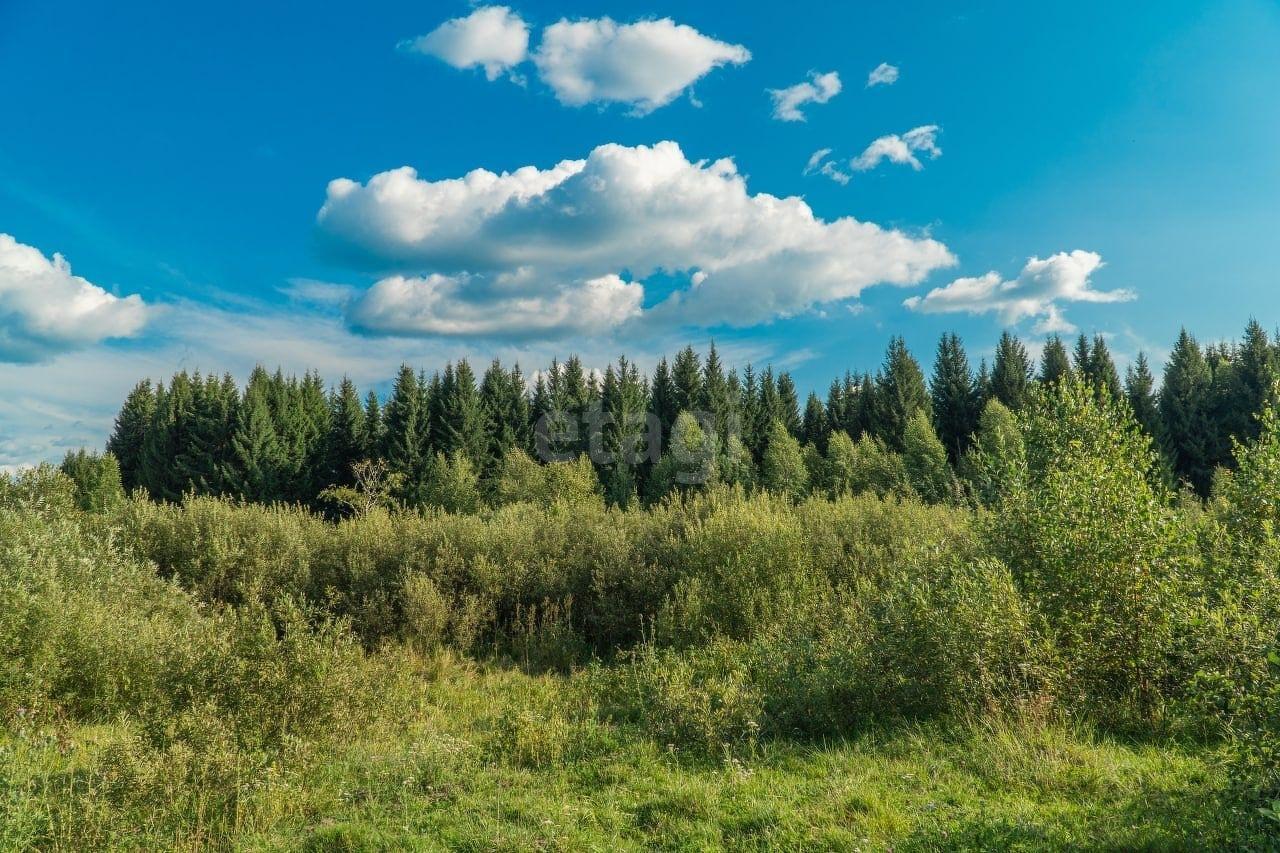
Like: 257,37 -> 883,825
903,250 -> 1135,333
867,62 -> 899,87
279,278 -> 358,307
532,17 -> 750,114
851,125 -> 941,172
768,70 -> 841,121
803,147 -> 851,185
399,6 -> 530,81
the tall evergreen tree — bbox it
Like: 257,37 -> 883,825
383,365 -> 430,505
229,369 -> 286,503
1039,334 -> 1073,386
1087,335 -> 1123,400
1159,329 -> 1215,494
776,372 -> 802,436
363,391 -> 384,459
325,377 -> 367,489
650,357 -> 678,442
990,331 -> 1033,410
441,359 -> 488,466
671,345 -> 703,416
738,364 -> 761,460
140,372 -> 197,502
701,342 -> 734,442
873,337 -> 931,450
930,333 -> 980,461
107,379 -> 156,493
1226,319 -> 1276,445
801,392 -> 830,452
1125,353 -> 1159,438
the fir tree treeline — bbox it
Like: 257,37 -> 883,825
106,320 -> 1280,509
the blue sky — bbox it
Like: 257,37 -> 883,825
2,0 -> 1279,467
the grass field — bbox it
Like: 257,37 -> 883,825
0,659 -> 1245,851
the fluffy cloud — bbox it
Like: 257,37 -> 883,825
400,6 -> 529,81
768,71 -> 841,121
867,62 -> 899,87
903,250 -> 1135,333
318,141 -> 955,336
0,233 -> 148,363
851,125 -> 941,172
532,17 -> 750,113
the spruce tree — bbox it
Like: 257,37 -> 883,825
873,337 -> 931,450
776,372 -> 802,436
990,331 -> 1033,410
1158,329 -> 1214,494
325,377 -> 367,488
1227,319 -> 1276,445
383,365 -> 430,506
1039,335 -> 1073,386
738,364 -> 762,460
1087,335 -> 1123,400
701,342 -> 734,442
229,372 -> 286,503
441,359 -> 488,467
801,392 -> 830,452
672,345 -> 703,416
1125,353 -> 1159,438
650,357 -> 678,442
107,379 -> 156,493
363,391 -> 384,459
930,332 -> 979,461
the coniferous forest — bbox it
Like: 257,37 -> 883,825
102,322 -> 1280,513
0,319 -> 1274,848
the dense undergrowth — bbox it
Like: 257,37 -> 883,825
2,381 -> 1278,849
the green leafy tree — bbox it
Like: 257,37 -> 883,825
60,449 -> 124,512
649,411 -> 719,500
902,409 -> 953,503
823,430 -> 909,498
760,419 -> 808,500
425,451 -> 482,514
960,399 -> 1025,507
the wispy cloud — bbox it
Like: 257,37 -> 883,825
768,71 -> 841,121
866,62 -> 899,87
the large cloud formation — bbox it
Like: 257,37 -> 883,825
904,250 -> 1134,334
0,233 -> 148,363
399,6 -> 530,81
318,141 -> 955,338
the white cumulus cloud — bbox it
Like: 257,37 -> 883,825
768,70 -> 841,121
867,62 -> 899,87
0,233 -> 149,363
318,141 -> 954,337
400,6 -> 530,81
531,17 -> 750,113
851,125 -> 941,172
903,250 -> 1135,333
